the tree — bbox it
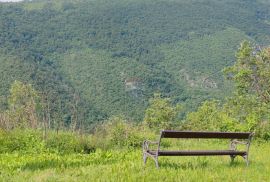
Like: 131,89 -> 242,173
183,100 -> 223,131
143,93 -> 181,131
222,41 -> 270,137
182,42 -> 270,136
7,81 -> 41,129
183,99 -> 251,132
224,41 -> 270,103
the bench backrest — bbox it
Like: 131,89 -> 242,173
161,130 -> 252,139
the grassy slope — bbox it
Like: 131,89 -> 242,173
0,141 -> 269,181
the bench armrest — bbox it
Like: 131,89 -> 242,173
231,140 -> 248,145
230,136 -> 253,153
144,140 -> 159,144
143,140 -> 159,152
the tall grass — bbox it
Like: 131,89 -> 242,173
0,138 -> 269,181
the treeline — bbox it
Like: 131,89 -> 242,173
1,42 -> 270,146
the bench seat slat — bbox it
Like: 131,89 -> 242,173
162,131 -> 251,139
147,150 -> 247,156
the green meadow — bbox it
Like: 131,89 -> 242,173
1,139 -> 269,182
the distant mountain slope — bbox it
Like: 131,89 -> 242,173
0,0 -> 270,126
160,28 -> 250,90
56,48 -> 149,120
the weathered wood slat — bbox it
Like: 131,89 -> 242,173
161,130 -> 252,139
147,150 -> 247,156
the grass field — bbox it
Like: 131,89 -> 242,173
0,141 -> 269,182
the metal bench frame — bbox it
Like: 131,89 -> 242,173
143,130 -> 254,168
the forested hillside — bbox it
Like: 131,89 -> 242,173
1,0 -> 270,127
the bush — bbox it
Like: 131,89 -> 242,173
45,131 -> 95,154
143,93 -> 181,131
182,100 -> 222,131
0,129 -> 45,154
92,116 -> 156,149
255,121 -> 270,141
0,129 -> 96,154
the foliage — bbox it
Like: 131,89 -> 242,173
223,42 -> 270,135
0,81 -> 41,130
182,44 -> 270,138
183,100 -> 223,131
0,0 -> 270,126
92,116 -> 152,149
45,132 -> 95,154
182,98 -> 256,132
144,93 -> 181,130
224,41 -> 270,102
6,81 -> 41,129
0,129 -> 96,155
182,91 -> 270,137
0,129 -> 45,154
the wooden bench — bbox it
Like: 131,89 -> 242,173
143,130 -> 254,168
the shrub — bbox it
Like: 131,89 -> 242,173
0,129 -> 45,154
0,129 -> 96,154
92,116 -> 155,149
143,93 -> 182,131
45,131 -> 95,154
255,121 -> 270,141
182,100 -> 222,131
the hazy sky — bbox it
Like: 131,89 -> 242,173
0,0 -> 24,2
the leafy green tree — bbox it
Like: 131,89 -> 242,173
183,42 -> 270,136
183,98 -> 263,132
222,41 -> 270,136
143,93 -> 181,131
224,41 -> 270,103
222,95 -> 267,131
183,100 -> 223,131
7,81 -> 41,129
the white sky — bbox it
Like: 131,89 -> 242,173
0,0 -> 24,2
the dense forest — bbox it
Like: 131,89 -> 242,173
1,0 -> 270,129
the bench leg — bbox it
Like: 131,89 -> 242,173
143,153 -> 147,165
148,154 -> 159,168
230,155 -> 236,163
143,152 -> 159,168
154,156 -> 159,168
243,155 -> 249,166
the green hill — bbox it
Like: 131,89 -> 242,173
0,0 -> 270,127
